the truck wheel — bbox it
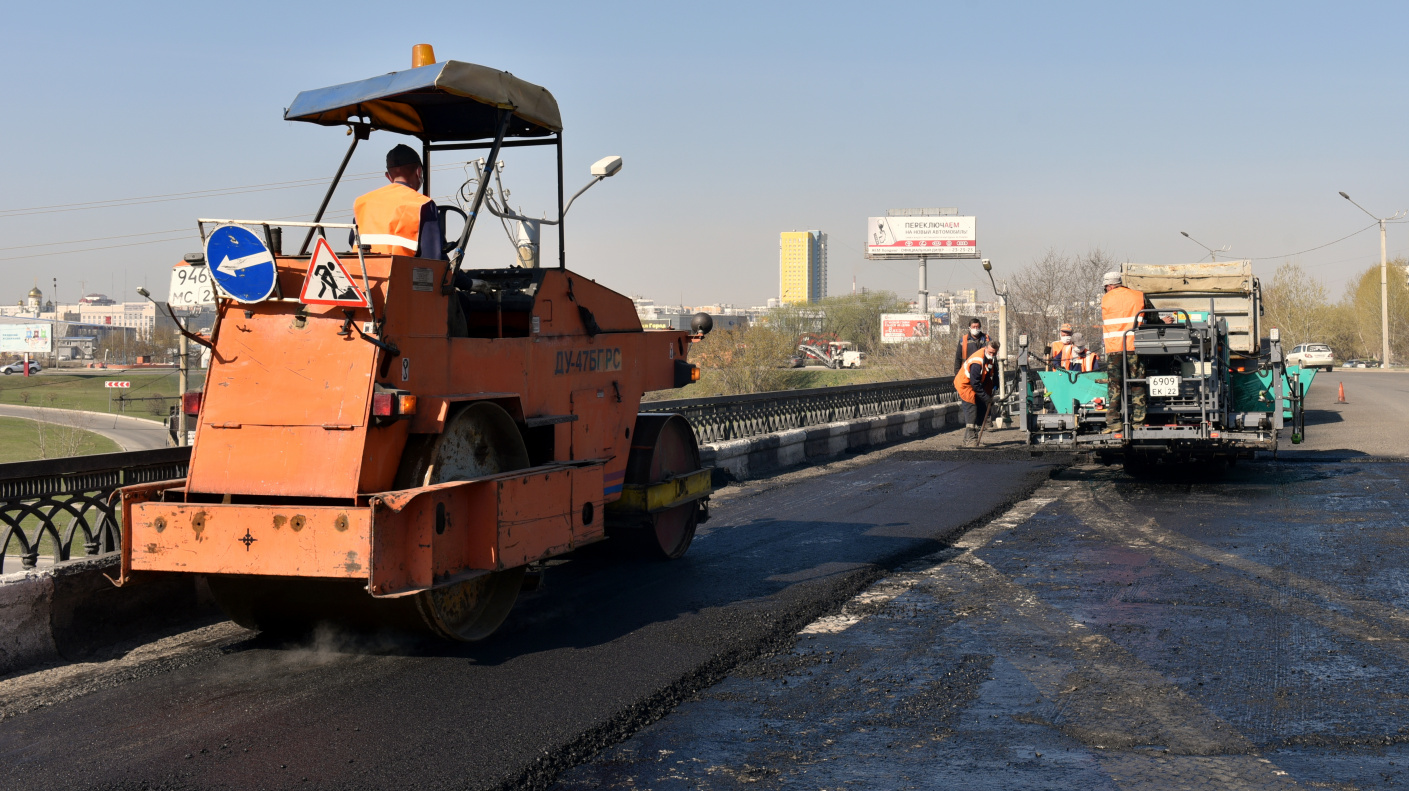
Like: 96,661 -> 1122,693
619,414 -> 701,560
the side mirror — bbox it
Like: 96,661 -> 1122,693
590,156 -> 623,178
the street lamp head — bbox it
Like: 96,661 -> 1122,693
981,259 -> 992,272
135,287 -> 151,299
1339,191 -> 1351,200
1180,231 -> 1190,238
590,155 -> 623,178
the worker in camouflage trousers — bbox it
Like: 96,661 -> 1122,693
1100,271 -> 1161,430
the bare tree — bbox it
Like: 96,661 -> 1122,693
31,395 -> 91,459
1007,246 -> 1116,363
1262,263 -> 1330,352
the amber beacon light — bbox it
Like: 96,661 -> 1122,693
412,44 -> 437,68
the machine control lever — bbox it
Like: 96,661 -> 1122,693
354,321 -> 400,356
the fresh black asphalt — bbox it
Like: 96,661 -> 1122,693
0,446 -> 1055,790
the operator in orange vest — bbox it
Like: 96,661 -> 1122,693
353,144 -> 444,259
1062,332 -> 1100,372
1100,271 -> 1161,430
953,340 -> 1000,447
1047,323 -> 1073,370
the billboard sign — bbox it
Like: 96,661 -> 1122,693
0,324 -> 53,353
932,311 -> 951,334
866,216 -> 977,259
880,314 -> 931,344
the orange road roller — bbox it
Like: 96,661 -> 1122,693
115,49 -> 713,641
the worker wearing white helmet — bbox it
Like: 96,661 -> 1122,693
1100,271 -> 1161,431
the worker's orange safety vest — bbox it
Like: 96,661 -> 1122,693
958,333 -> 985,360
353,183 -> 431,256
953,348 -> 995,403
1049,338 -> 1069,369
1063,346 -> 1098,372
1101,286 -> 1147,354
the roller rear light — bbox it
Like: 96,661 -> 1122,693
372,389 -> 417,422
182,391 -> 203,416
673,359 -> 700,388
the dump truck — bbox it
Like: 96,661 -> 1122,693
114,49 -> 713,641
796,335 -> 864,369
1016,261 -> 1312,469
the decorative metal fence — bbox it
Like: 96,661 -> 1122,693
0,378 -> 966,574
642,377 -> 960,444
0,448 -> 190,574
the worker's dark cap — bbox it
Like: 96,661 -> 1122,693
386,144 -> 422,170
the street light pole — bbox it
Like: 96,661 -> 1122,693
1338,192 -> 1405,368
981,259 -> 1010,428
1179,231 -> 1230,262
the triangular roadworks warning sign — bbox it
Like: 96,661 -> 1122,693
299,237 -> 370,307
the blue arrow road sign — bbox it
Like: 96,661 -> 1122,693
204,224 -> 276,303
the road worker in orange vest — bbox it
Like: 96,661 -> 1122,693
1048,323 -> 1073,370
953,340 -> 1000,447
1062,332 -> 1100,372
353,144 -> 444,259
953,318 -> 989,373
1100,271 -> 1161,431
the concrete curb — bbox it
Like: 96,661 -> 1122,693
0,555 -> 213,677
701,402 -> 962,482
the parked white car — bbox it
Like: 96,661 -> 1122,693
1286,343 -> 1335,371
0,360 -> 41,375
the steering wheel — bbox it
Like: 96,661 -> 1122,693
438,205 -> 468,256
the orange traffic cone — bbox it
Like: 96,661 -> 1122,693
1337,381 -> 1347,404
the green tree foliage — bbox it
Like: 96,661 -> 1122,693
1259,260 -> 1409,363
1338,259 -> 1409,362
688,323 -> 797,395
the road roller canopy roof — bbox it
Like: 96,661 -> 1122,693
284,60 -> 562,141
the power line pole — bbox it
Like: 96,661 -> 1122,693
1339,192 -> 1405,368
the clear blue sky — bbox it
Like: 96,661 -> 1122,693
3,1 -> 1407,308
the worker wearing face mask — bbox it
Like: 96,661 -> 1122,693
1062,332 -> 1101,372
953,318 -> 989,373
1048,323 -> 1073,370
954,340 -> 1001,447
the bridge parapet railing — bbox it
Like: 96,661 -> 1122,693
0,378 -> 960,574
641,377 -> 959,444
0,447 -> 190,574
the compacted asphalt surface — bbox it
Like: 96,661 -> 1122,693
2,370 -> 1405,790
558,371 -> 1409,791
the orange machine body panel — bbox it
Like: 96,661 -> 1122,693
129,499 -> 371,578
122,254 -> 689,593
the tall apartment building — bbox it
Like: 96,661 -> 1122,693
779,230 -> 827,305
